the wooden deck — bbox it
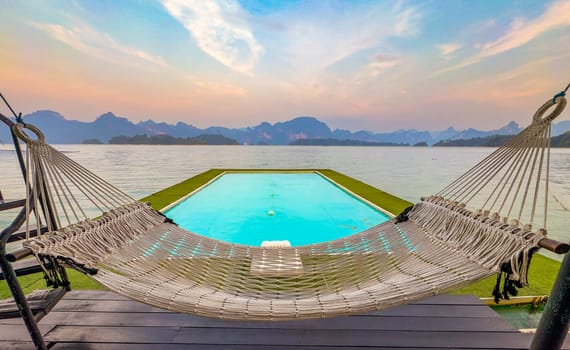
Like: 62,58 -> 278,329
0,291 -> 566,349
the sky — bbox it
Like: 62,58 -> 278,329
1,0 -> 569,131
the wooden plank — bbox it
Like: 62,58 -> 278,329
368,304 -> 498,318
0,258 -> 51,280
0,342 -> 36,350
45,325 -> 179,344
7,226 -> 49,243
172,328 -> 534,349
0,288 -> 66,320
50,344 -> 518,350
52,299 -> 163,313
51,299 -> 497,318
43,326 -> 533,349
0,324 -> 54,341
63,291 -> 129,301
30,312 -> 517,332
3,291 -> 559,349
63,290 -> 126,301
1,258 -> 40,271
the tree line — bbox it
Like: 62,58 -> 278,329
83,134 -> 240,145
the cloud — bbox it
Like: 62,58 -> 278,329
368,54 -> 402,76
276,1 -> 421,74
29,21 -> 167,68
394,4 -> 422,37
430,51 -> 570,108
436,43 -> 461,59
491,52 -> 570,85
161,0 -> 263,75
433,0 -> 570,76
480,1 -> 570,59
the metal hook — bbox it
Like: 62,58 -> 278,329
553,82 -> 569,104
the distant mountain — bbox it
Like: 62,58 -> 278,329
430,127 -> 458,142
330,121 -> 522,145
552,121 -> 570,136
434,134 -> 514,147
19,110 -> 88,143
552,131 -> 570,147
1,110 -> 569,146
452,121 -> 521,140
138,120 -> 201,138
0,110 -> 143,144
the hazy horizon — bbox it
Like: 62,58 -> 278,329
20,109 -> 529,134
2,1 -> 570,131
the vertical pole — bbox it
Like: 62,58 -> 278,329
0,255 -> 47,350
11,131 -> 26,180
530,252 -> 570,350
1,114 -> 49,349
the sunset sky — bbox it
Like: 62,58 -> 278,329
1,0 -> 569,131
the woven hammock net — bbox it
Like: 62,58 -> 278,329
12,95 -> 567,320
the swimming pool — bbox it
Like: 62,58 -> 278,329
164,172 -> 391,246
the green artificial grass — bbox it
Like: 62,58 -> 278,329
0,268 -> 105,299
318,169 -> 412,215
141,168 -> 225,210
0,168 -> 563,300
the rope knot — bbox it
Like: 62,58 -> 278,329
553,83 -> 570,104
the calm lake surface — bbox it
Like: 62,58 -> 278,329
1,144 -> 569,259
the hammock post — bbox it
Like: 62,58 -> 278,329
530,252 -> 570,350
0,255 -> 47,350
0,109 -> 61,349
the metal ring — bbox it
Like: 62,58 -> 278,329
12,123 -> 46,143
532,96 -> 567,125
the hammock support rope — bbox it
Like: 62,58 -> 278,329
6,93 -> 568,320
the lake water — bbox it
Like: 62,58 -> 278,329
1,144 -> 569,259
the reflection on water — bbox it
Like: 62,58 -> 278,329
1,144 -> 569,259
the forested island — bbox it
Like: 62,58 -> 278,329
434,131 -> 570,147
106,134 -> 240,145
289,138 -> 406,146
82,138 -> 104,144
80,131 -> 570,147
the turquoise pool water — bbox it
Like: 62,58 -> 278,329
164,172 -> 391,246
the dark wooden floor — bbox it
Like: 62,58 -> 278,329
0,291 -> 566,349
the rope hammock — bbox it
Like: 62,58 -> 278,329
9,93 -> 568,320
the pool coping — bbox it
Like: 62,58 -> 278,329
141,169 -> 412,217
158,169 -> 396,218
316,171 -> 395,217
